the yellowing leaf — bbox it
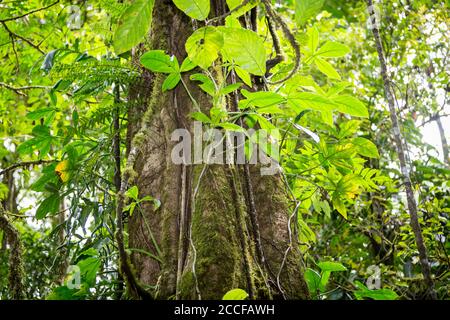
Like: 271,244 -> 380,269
185,27 -> 224,69
55,160 -> 70,183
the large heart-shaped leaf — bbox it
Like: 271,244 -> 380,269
185,27 -> 224,69
113,0 -> 155,55
221,27 -> 266,76
173,0 -> 210,20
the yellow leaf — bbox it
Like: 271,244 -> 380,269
55,160 -> 70,183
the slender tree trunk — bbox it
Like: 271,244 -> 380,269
366,0 -> 436,299
124,0 -> 309,300
435,115 -> 449,165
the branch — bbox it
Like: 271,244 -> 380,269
1,21 -> 45,54
0,160 -> 54,176
263,0 -> 301,85
0,1 -> 60,23
0,82 -> 50,96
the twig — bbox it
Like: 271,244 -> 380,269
0,1 -> 60,23
0,159 -> 54,176
0,81 -> 50,96
1,21 -> 45,54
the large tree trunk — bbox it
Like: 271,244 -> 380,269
126,0 -> 309,300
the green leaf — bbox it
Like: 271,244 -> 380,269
36,193 -> 60,220
140,50 -> 179,73
314,57 -> 341,80
318,261 -> 347,272
295,0 -> 325,26
239,89 -> 285,109
225,0 -> 256,17
332,196 -> 347,219
190,111 -> 211,123
222,288 -> 249,300
352,137 -> 380,158
308,26 -> 320,53
185,27 -> 224,70
113,0 -> 155,55
173,0 -> 210,20
287,92 -> 335,113
26,108 -> 57,121
234,66 -> 252,86
316,41 -> 351,58
190,73 -> 216,96
162,73 -> 181,91
180,57 -> 197,72
125,186 -> 139,201
333,95 -> 369,117
221,27 -> 266,76
219,83 -> 242,96
219,122 -> 245,132
354,281 -> 398,300
304,268 -> 321,298
77,257 -> 101,287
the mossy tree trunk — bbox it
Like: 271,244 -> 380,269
126,0 -> 309,300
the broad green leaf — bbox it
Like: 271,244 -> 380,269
26,108 -> 57,121
180,57 -> 197,72
352,137 -> 380,158
221,27 -> 266,76
318,261 -> 347,272
239,89 -> 285,109
287,92 -> 335,113
304,268 -> 321,298
190,111 -> 211,123
77,257 -> 101,287
222,288 -> 249,300
162,73 -> 181,91
219,123 -> 245,132
333,95 -> 369,117
235,66 -> 252,86
332,196 -> 347,219
308,26 -> 320,53
125,185 -> 139,201
295,0 -> 325,26
190,73 -> 216,96
141,50 -> 179,73
226,0 -> 256,17
316,41 -> 351,58
46,286 -> 84,300
314,57 -> 341,80
185,27 -> 224,69
36,193 -> 60,220
113,0 -> 155,54
173,0 -> 210,20
354,281 -> 398,300
219,83 -> 242,96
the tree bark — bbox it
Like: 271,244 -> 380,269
125,0 -> 309,300
366,0 -> 436,299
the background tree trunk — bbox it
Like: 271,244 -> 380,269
126,0 -> 309,300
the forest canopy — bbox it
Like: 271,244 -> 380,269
0,0 -> 448,301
